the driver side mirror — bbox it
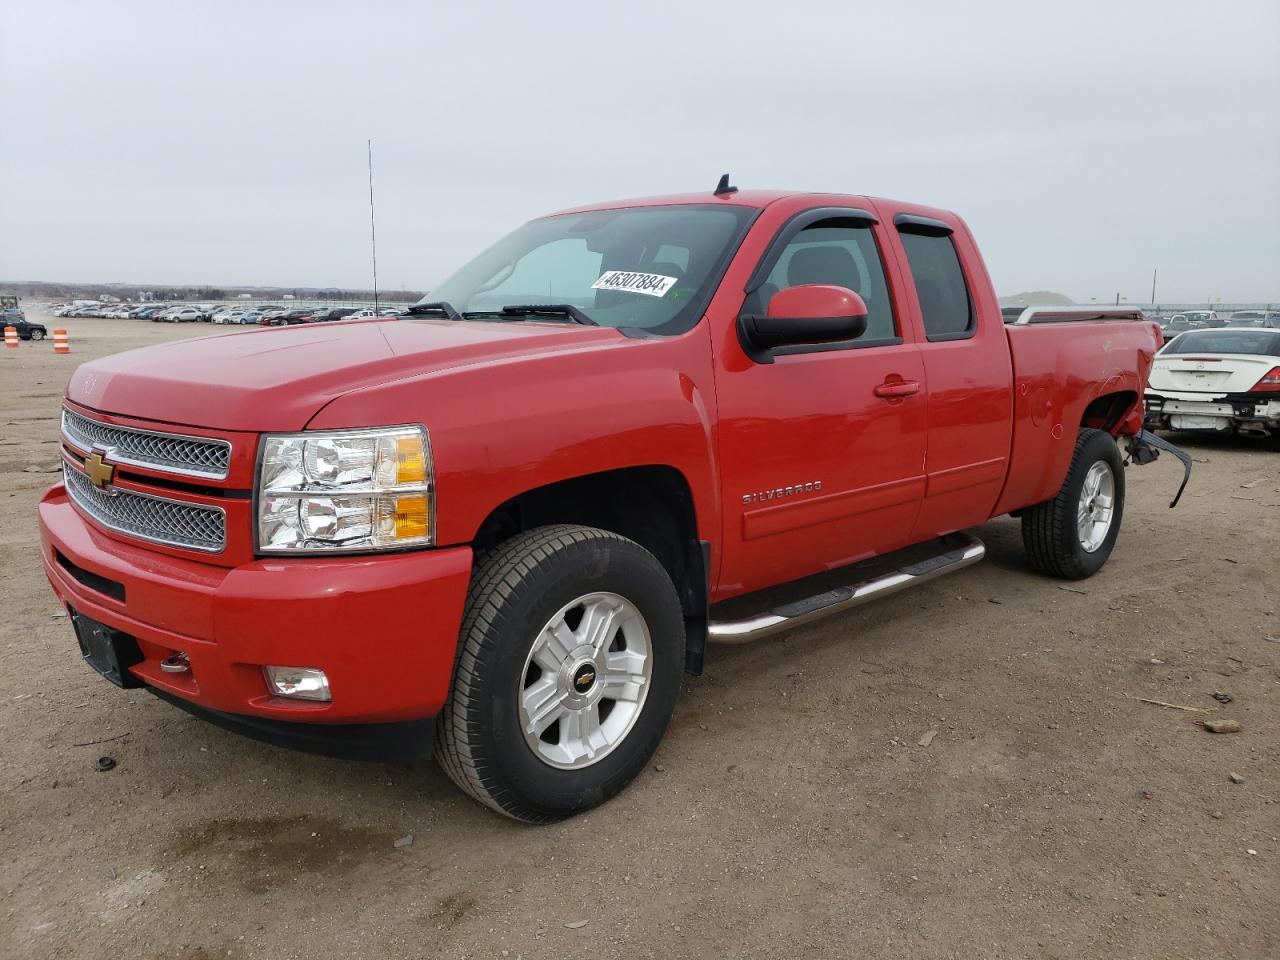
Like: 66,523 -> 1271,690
738,285 -> 868,363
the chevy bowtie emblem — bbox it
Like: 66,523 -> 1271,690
83,452 -> 116,490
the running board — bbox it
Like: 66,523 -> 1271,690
706,532 -> 985,645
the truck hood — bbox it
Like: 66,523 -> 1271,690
67,318 -> 624,432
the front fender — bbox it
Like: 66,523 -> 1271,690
307,328 -> 722,548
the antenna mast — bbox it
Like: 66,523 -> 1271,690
367,139 -> 379,312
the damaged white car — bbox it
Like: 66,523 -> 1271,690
1145,329 -> 1280,437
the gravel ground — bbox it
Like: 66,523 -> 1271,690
2,309 -> 1277,960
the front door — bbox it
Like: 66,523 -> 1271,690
712,206 -> 927,598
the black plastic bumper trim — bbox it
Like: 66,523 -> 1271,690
147,686 -> 436,761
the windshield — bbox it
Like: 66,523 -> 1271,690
1162,331 -> 1280,356
418,204 -> 757,335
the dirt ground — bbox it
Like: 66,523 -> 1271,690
1,308 -> 1277,960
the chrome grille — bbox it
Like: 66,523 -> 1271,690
63,462 -> 226,553
62,408 -> 231,480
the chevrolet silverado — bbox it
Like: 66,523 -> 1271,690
40,181 -> 1184,821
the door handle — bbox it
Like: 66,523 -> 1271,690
874,379 -> 920,399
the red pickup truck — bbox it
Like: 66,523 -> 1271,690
40,182 -> 1185,822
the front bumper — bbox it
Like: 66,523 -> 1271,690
39,483 -> 473,751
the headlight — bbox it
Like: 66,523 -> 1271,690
256,425 -> 433,553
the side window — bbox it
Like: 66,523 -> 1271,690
898,230 -> 974,341
763,222 -> 897,343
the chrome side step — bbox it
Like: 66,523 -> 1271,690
706,532 -> 985,645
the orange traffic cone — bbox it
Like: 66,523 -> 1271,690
53,329 -> 70,354
4,326 -> 17,349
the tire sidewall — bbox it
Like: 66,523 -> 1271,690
470,536 -> 683,818
1060,431 -> 1125,576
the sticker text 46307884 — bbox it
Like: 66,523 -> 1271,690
591,271 -> 678,298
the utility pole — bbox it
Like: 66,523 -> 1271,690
1150,268 -> 1157,305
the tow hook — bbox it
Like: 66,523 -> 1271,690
159,652 -> 190,674
1124,429 -> 1192,508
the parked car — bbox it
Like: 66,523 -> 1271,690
3,316 -> 47,340
378,307 -> 405,316
1181,310 -> 1225,328
304,307 -> 341,322
1226,310 -> 1280,329
287,308 -> 323,325
339,308 -> 376,320
257,308 -> 287,325
310,307 -> 361,322
1146,328 -> 1280,436
165,306 -> 203,323
263,307 -> 316,326
1162,315 -> 1199,338
41,185 -> 1182,822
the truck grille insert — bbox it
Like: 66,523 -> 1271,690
63,462 -> 227,553
62,408 -> 231,480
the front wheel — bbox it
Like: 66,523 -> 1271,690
435,525 -> 685,822
1021,428 -> 1125,580
29,329 -> 44,341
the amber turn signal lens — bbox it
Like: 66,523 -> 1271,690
395,436 -> 427,485
394,495 -> 430,540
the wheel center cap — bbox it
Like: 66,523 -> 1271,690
571,662 -> 597,694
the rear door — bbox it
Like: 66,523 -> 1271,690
879,206 -> 1014,540
711,203 -> 927,597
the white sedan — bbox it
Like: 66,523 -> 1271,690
1145,328 -> 1280,437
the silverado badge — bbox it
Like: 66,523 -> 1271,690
742,481 -> 823,506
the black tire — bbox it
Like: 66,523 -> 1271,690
29,329 -> 44,341
1021,428 -> 1125,580
435,524 -> 685,822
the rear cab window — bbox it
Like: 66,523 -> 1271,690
895,215 -> 974,341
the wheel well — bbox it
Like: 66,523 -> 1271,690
472,467 -> 708,649
1080,390 -> 1138,433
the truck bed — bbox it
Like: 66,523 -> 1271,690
994,310 -> 1161,516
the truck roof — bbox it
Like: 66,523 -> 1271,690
549,189 -> 949,218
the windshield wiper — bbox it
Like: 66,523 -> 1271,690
498,304 -> 598,326
406,301 -> 462,320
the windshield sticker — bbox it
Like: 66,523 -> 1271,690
591,271 -> 678,298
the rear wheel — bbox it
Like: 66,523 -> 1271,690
435,525 -> 685,822
1021,428 -> 1125,580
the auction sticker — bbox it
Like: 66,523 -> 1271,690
591,270 -> 677,298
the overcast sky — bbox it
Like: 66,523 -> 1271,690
2,0 -> 1277,303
